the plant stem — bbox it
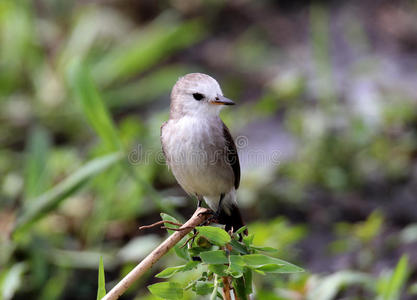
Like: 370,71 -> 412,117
210,274 -> 219,300
222,276 -> 232,300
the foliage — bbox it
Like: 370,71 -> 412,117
13,152 -> 123,237
147,221 -> 303,299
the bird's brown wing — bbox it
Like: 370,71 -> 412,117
222,121 -> 240,189
160,121 -> 168,162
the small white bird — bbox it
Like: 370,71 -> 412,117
161,73 -> 246,233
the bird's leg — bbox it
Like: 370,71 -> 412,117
196,195 -> 214,218
196,195 -> 203,209
198,194 -> 225,227
215,193 -> 225,218
203,193 -> 225,225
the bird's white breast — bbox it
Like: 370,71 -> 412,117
161,116 -> 234,197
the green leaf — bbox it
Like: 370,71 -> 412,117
182,261 -> 199,271
243,234 -> 254,247
96,257 -> 106,300
148,282 -> 183,300
160,213 -> 189,260
256,264 -> 291,273
13,152 -> 123,237
67,58 -> 122,152
235,225 -> 248,235
156,266 -> 183,279
160,213 -> 183,235
379,255 -> 409,300
197,236 -> 212,249
156,261 -> 198,278
250,246 -> 279,253
228,255 -> 245,277
200,250 -> 228,265
243,267 -> 253,295
241,254 -> 277,267
242,254 -> 304,273
254,269 -> 266,275
196,226 -> 231,246
193,281 -> 214,295
229,239 -> 249,255
24,126 -> 50,201
208,264 -> 228,277
1,263 -> 26,300
232,276 -> 248,300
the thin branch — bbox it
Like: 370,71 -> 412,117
101,207 -> 211,300
139,220 -> 183,230
222,276 -> 233,300
180,231 -> 199,248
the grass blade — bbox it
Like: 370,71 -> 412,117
104,65 -> 190,108
96,257 -> 106,300
92,16 -> 205,86
13,152 -> 123,237
379,255 -> 409,300
24,126 -> 50,201
67,58 -> 122,152
67,57 -> 168,212
1,263 -> 27,300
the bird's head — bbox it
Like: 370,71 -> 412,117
170,73 -> 235,119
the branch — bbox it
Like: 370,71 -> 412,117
222,243 -> 234,300
102,207 -> 211,300
222,276 -> 232,300
138,220 -> 184,230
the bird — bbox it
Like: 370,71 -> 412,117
160,73 -> 246,234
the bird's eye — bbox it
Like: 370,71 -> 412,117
192,93 -> 204,101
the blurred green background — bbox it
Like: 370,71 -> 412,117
1,0 -> 417,299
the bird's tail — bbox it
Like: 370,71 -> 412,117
204,190 -> 248,236
217,203 -> 247,235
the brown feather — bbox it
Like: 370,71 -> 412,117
222,121 -> 240,189
160,121 -> 168,162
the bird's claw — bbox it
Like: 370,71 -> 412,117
197,210 -> 214,217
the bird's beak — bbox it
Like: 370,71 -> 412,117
211,95 -> 235,106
